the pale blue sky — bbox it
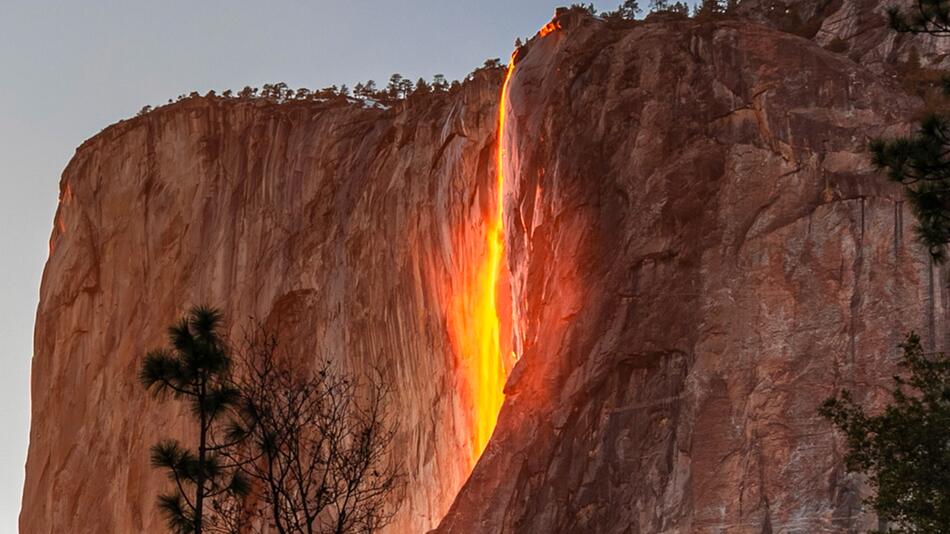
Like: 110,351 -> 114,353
0,1 -> 697,529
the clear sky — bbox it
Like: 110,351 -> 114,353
0,1 -> 697,529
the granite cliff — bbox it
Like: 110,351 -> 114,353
21,70 -> 508,533
21,8 -> 947,534
441,12 -> 941,533
738,0 -> 950,71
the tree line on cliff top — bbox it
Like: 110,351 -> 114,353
136,65 -> 497,117
136,1 -> 757,118
581,0 -> 741,18
141,307 -> 403,534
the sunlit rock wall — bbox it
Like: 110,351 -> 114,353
23,9 -> 948,534
20,74 -> 506,533
438,15 -> 944,533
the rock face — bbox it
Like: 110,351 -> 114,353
738,0 -> 950,71
20,75 -> 507,533
439,15 -> 943,534
21,11 -> 946,534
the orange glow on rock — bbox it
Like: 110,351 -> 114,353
540,20 -> 562,37
449,59 -> 517,464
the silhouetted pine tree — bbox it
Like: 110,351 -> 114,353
431,74 -> 448,92
569,2 -> 596,15
414,78 -> 430,95
871,0 -> 950,261
871,116 -> 950,261
824,4 -> 950,533
386,74 -> 403,99
397,78 -> 414,99
821,334 -> 950,532
650,0 -> 688,15
140,306 -> 249,534
694,0 -> 724,18
363,80 -> 377,98
619,0 -> 641,18
669,2 -> 689,15
888,0 -> 950,34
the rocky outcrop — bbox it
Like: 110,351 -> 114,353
20,75 -> 506,533
439,15 -> 940,533
22,10 -> 943,534
738,0 -> 950,72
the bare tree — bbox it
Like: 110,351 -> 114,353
224,329 -> 403,534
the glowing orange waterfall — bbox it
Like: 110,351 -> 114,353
450,59 -> 516,465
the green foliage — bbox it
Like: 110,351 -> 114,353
820,334 -> 950,533
414,78 -> 429,95
693,0 -> 724,18
569,3 -> 596,15
888,0 -> 950,35
620,0 -> 642,18
458,59 -> 506,88
136,71 -> 463,118
431,74 -> 449,92
649,0 -> 689,15
603,0 -> 641,19
845,5 -> 950,530
746,2 -> 821,37
141,307 -> 248,534
603,0 -> 745,20
386,73 -> 403,98
381,74 -> 410,99
870,116 -> 950,262
143,311 -> 403,533
892,46 -> 950,112
870,0 -> 950,263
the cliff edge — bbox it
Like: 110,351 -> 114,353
22,11 -> 945,534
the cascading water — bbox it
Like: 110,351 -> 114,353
449,57 -> 517,466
